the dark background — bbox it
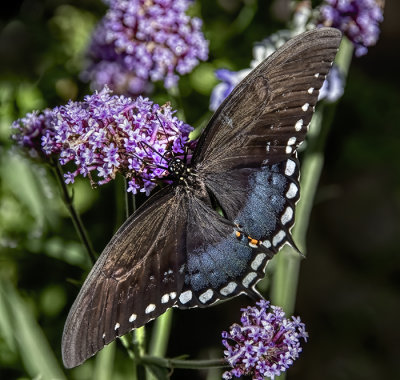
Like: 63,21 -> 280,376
0,1 -> 399,379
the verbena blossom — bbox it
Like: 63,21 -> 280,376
318,0 -> 384,56
210,2 -> 347,110
209,3 -> 315,111
222,300 -> 308,380
84,0 -> 209,95
44,87 -> 194,195
209,69 -> 250,111
318,64 -> 344,102
11,109 -> 56,160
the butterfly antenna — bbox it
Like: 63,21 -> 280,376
156,113 -> 171,143
139,140 -> 169,164
130,152 -> 169,171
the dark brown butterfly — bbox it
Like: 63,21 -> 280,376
62,27 -> 342,368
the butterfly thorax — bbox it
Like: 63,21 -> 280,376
168,157 -> 197,187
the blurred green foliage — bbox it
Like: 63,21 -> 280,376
0,1 -> 399,380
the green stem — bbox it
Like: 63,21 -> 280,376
140,355 -> 227,370
270,38 -> 354,303
149,309 -> 173,359
51,159 -> 96,265
270,36 -> 354,380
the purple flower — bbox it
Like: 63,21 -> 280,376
318,0 -> 384,56
11,109 -> 58,159
222,300 -> 308,380
45,86 -> 195,194
209,68 -> 250,111
84,0 -> 209,95
319,64 -> 345,102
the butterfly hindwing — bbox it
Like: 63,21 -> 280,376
62,186 -> 188,368
204,156 -> 301,252
178,194 -> 274,309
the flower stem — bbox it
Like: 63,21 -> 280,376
140,355 -> 227,370
271,37 -> 354,310
51,158 -> 96,265
270,36 -> 354,379
149,309 -> 173,358
270,38 -> 354,309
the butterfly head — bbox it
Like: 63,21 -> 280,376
168,157 -> 196,186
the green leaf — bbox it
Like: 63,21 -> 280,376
0,278 -> 66,379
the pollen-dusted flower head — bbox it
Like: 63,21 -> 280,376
44,87 -> 195,195
222,300 -> 308,380
318,0 -> 384,56
11,109 -> 57,160
84,0 -> 209,95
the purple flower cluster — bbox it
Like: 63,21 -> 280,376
84,0 -> 209,95
45,87 -> 194,195
319,0 -> 384,56
11,87 -> 195,196
11,109 -> 56,160
222,300 -> 308,380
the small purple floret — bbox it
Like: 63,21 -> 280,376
222,300 -> 308,380
318,0 -> 383,56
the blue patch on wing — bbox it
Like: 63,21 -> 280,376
234,165 -> 288,239
185,236 -> 252,291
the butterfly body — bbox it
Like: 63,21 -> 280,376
62,27 -> 342,368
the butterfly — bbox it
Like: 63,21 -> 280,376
62,27 -> 342,368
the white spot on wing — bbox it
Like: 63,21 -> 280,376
273,231 -> 286,246
251,253 -> 267,270
314,73 -> 320,78
114,323 -> 120,331
281,207 -> 294,225
286,183 -> 298,199
102,333 -> 106,339
220,282 -> 237,296
262,240 -> 272,248
308,87 -> 314,94
302,103 -> 310,112
161,294 -> 169,304
199,289 -> 214,303
285,159 -> 296,176
129,314 -> 137,322
242,272 -> 257,287
249,242 -> 258,248
179,290 -> 192,304
145,304 -> 156,314
288,137 -> 296,146
169,292 -> 177,300
295,119 -> 303,131
285,146 -> 293,154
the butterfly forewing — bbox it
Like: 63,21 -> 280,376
192,27 -> 342,172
